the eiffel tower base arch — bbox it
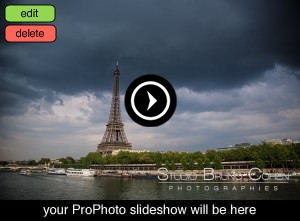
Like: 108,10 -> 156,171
96,143 -> 132,156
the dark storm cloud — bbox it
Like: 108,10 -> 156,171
0,70 -> 64,116
1,0 -> 299,116
230,0 -> 300,67
0,75 -> 35,115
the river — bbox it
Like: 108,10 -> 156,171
0,172 -> 299,200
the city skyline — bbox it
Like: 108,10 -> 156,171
1,0 -> 300,160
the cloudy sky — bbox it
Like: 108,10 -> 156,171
1,0 -> 300,161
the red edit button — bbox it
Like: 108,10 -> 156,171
5,25 -> 56,42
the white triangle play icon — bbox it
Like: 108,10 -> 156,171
147,91 -> 157,111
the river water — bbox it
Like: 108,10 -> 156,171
0,172 -> 299,200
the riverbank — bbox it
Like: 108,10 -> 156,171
95,168 -> 300,180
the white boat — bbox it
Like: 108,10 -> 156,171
20,169 -> 31,175
65,168 -> 96,177
47,168 -> 66,175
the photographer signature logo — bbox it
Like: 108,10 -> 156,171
157,167 -> 290,182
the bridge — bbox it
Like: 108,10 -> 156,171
0,165 -> 48,172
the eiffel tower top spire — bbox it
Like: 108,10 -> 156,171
96,63 -> 132,156
114,61 -> 119,74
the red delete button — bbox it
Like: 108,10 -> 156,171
5,25 -> 56,42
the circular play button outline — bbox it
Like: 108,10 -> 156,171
125,74 -> 177,127
131,81 -> 170,121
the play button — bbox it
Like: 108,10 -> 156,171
147,91 -> 157,110
125,74 -> 177,127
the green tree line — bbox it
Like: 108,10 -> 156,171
35,143 -> 300,170
77,143 -> 300,170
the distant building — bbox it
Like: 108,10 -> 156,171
216,146 -> 235,151
263,139 -> 283,145
217,142 -> 251,151
50,159 -> 61,164
282,138 -> 293,145
234,142 -> 251,148
264,138 -> 294,145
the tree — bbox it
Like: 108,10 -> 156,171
0,161 -> 9,166
117,151 -> 134,164
181,158 -> 188,170
192,151 -> 204,161
205,150 -> 217,162
188,159 -> 195,170
197,158 -> 204,170
203,157 -> 211,168
83,152 -> 103,167
170,160 -> 176,170
38,158 -> 50,165
253,158 -> 265,170
165,160 -> 170,170
28,160 -> 37,166
290,151 -> 300,169
65,156 -> 75,165
152,152 -> 162,168
213,155 -> 222,170
252,152 -> 265,170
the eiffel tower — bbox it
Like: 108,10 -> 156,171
96,63 -> 132,156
